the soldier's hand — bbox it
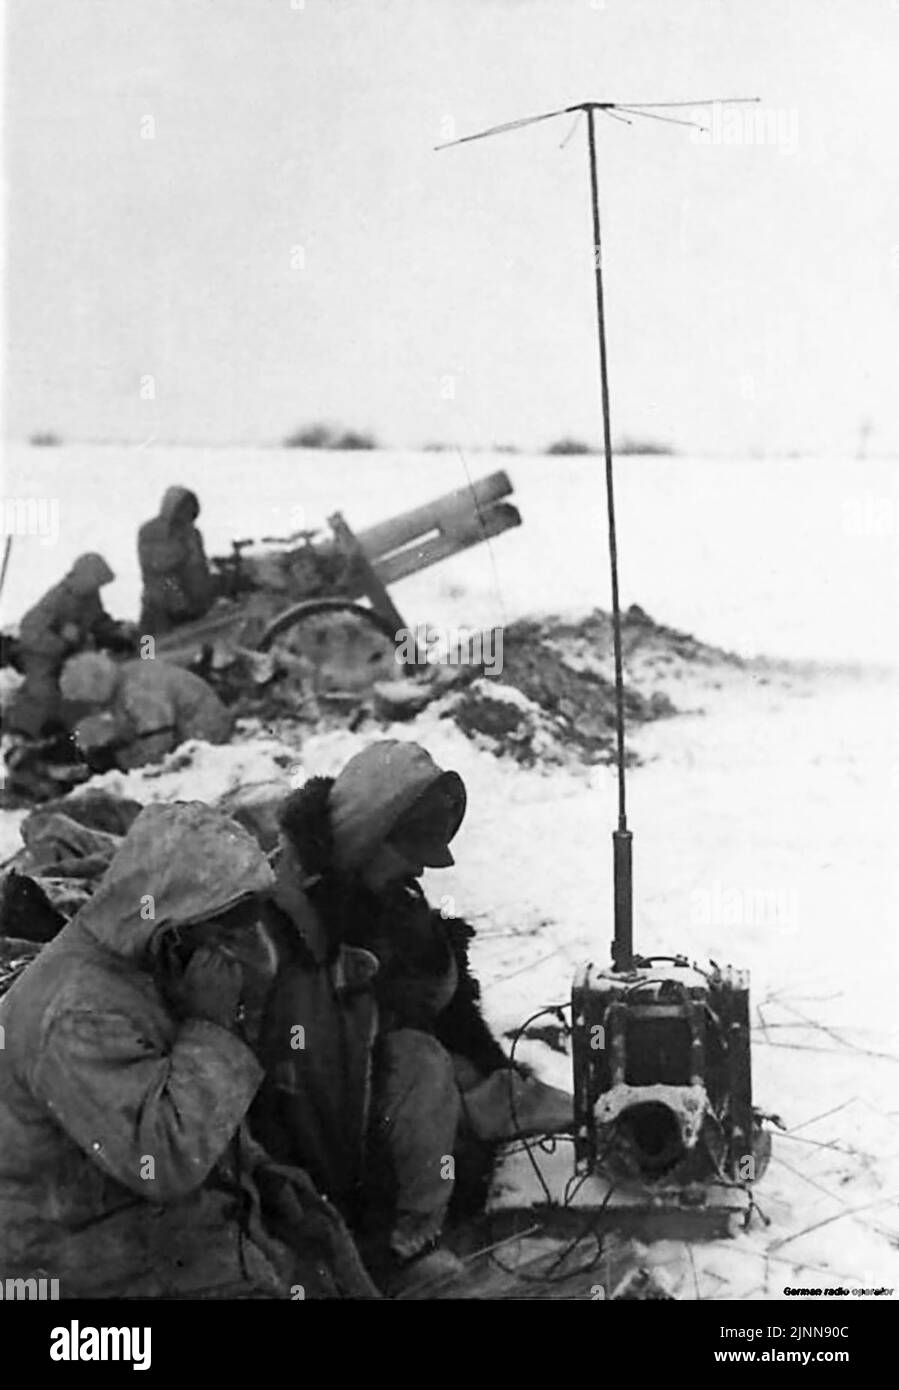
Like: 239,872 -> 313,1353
179,945 -> 243,1029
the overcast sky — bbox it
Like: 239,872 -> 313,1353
4,0 -> 898,456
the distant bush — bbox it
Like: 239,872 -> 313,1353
284,423 -> 332,449
615,437 -> 674,456
545,435 -> 675,457
336,430 -> 377,451
29,431 -> 61,446
283,423 -> 377,450
422,442 -> 451,453
546,437 -> 594,455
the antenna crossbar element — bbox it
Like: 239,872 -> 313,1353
434,96 -> 760,149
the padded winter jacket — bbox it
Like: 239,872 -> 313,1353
138,487 -> 214,634
6,554 -> 119,736
254,875 -> 381,1225
17,553 -> 117,664
0,802 -> 297,1297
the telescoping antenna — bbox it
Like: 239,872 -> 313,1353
437,96 -> 759,972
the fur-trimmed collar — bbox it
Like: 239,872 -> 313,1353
279,776 -> 337,882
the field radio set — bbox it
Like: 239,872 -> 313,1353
441,97 -> 769,1233
570,954 -> 766,1228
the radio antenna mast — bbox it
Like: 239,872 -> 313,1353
437,96 -> 759,971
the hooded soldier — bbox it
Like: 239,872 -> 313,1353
0,802 -> 378,1299
60,651 -> 233,771
138,486 -> 215,635
5,553 -> 118,738
253,739 -> 573,1295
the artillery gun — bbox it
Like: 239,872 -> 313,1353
0,472 -> 520,800
154,470 -> 520,705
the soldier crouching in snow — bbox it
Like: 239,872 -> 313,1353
5,552 -> 126,740
59,651 -> 233,772
0,802 -> 378,1299
252,739 -> 573,1295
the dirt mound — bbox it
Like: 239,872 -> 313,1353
441,608 -> 700,765
439,606 -> 745,765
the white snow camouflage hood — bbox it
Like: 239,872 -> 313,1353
74,801 -> 275,961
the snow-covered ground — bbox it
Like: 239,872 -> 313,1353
2,444 -> 898,1298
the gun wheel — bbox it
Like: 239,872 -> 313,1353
258,599 -> 402,700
